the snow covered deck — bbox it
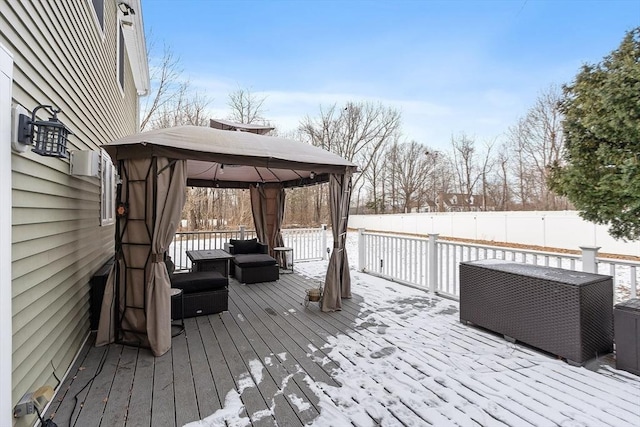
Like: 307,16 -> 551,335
46,262 -> 640,426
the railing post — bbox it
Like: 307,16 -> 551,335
358,228 -> 366,272
239,225 -> 246,240
321,224 -> 328,260
580,246 -> 600,273
428,234 -> 439,294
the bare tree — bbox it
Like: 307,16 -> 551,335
149,81 -> 211,129
506,85 -> 567,209
299,101 -> 402,191
479,139 -> 496,210
493,143 -> 512,210
139,42 -> 214,228
362,134 -> 397,213
450,133 -> 482,210
227,86 -> 268,124
386,141 -> 438,213
140,40 -> 211,131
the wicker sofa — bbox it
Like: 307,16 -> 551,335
224,238 -> 279,284
165,258 -> 229,318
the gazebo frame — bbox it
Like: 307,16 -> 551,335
95,125 -> 357,356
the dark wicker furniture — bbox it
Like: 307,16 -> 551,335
614,298 -> 640,375
460,259 -> 613,365
169,270 -> 228,318
186,249 -> 234,275
224,238 -> 279,284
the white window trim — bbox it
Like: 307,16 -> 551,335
100,149 -> 116,226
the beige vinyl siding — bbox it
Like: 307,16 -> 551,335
1,0 -> 142,414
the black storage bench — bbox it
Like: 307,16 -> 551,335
614,298 -> 640,375
169,270 -> 229,318
460,259 -> 614,365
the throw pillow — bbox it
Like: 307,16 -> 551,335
230,238 -> 258,254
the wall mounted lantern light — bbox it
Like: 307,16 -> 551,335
117,2 -> 135,15
16,105 -> 72,158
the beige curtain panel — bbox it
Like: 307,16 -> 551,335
322,171 -> 353,311
96,158 -> 186,356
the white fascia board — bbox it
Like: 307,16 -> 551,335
0,42 -> 13,427
120,0 -> 150,95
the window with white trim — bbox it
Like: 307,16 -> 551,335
100,149 -> 116,225
118,24 -> 125,90
90,0 -> 105,32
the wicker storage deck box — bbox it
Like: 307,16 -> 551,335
460,259 -> 613,365
614,298 -> 640,375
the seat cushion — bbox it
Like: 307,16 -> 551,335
170,270 -> 228,294
233,253 -> 277,268
229,238 -> 259,254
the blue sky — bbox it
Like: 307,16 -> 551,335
142,0 -> 639,150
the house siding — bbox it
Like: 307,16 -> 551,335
0,0 -> 144,422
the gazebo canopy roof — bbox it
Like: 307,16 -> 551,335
102,125 -> 357,188
209,118 -> 275,135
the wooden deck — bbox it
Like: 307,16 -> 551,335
45,269 -> 640,427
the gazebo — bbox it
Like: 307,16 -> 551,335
95,125 -> 357,356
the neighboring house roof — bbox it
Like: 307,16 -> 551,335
210,118 -> 275,135
438,192 -> 490,209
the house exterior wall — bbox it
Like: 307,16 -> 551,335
0,1 -> 147,424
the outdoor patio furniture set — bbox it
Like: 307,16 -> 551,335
167,238 -> 280,319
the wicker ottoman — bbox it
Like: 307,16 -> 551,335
233,254 -> 279,284
460,259 -> 613,365
170,270 -> 229,318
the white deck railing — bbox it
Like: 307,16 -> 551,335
357,229 -> 639,303
169,225 -> 328,271
169,227 -> 638,303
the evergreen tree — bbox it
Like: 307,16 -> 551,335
550,28 -> 640,240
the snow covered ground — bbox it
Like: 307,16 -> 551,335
186,244 -> 640,427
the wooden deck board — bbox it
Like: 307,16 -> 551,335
227,288 -> 323,421
125,346 -> 154,427
225,298 -> 318,425
183,317 -> 221,419
44,270 -> 640,427
100,345 -> 138,427
211,310 -> 276,427
172,331 -> 200,426
151,345 -> 176,427
75,344 -> 122,427
195,315 -> 237,413
219,307 -> 304,426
